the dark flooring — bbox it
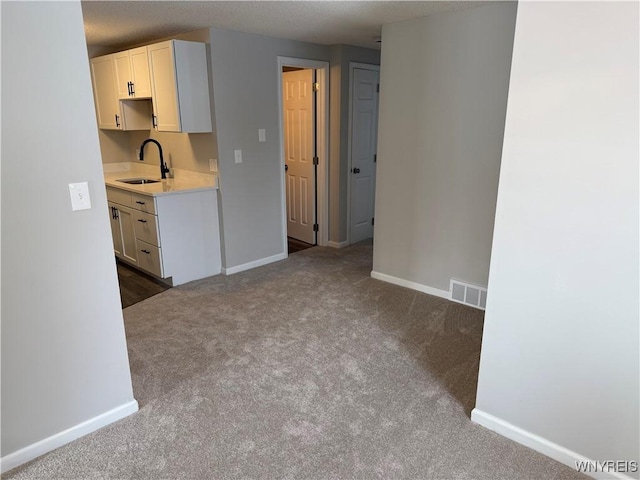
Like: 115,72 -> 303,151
288,236 -> 314,254
117,260 -> 169,308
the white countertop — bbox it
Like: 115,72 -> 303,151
103,163 -> 218,197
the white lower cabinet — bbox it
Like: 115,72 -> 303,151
106,186 -> 221,285
108,200 -> 138,265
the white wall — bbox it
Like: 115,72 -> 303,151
208,28 -> 331,269
1,1 -> 137,469
474,2 -> 639,477
372,3 -> 517,294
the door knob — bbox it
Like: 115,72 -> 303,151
352,167 -> 361,174
285,164 -> 289,171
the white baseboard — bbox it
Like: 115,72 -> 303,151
222,252 -> 287,275
327,240 -> 349,249
471,409 -> 636,480
1,400 -> 138,474
370,271 -> 450,299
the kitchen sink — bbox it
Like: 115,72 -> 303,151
117,178 -> 161,185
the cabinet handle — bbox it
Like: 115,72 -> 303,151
152,115 -> 157,128
113,207 -> 119,219
137,219 -> 147,223
141,249 -> 151,254
130,82 -> 135,96
135,200 -> 146,205
115,114 -> 120,128
127,82 -> 131,96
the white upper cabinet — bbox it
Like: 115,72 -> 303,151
90,54 -> 152,131
90,54 -> 120,130
90,40 -> 211,133
114,46 -> 152,99
148,40 -> 212,133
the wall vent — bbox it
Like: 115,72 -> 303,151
450,279 -> 487,310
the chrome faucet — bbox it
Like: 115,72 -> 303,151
139,138 -> 170,179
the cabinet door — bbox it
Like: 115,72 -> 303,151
107,202 -> 123,257
90,55 -> 121,130
129,47 -> 152,98
117,205 -> 138,265
113,51 -> 133,99
148,41 -> 181,132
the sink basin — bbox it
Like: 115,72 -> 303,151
117,178 -> 161,185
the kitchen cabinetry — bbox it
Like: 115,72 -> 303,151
108,200 -> 138,265
90,54 -> 151,131
106,185 -> 220,285
148,40 -> 212,133
90,40 -> 211,133
114,46 -> 152,99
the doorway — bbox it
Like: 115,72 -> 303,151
282,66 -> 316,247
277,57 -> 329,256
348,63 -> 380,244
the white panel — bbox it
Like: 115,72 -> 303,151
288,174 -> 296,222
300,176 -> 308,226
354,176 -> 372,225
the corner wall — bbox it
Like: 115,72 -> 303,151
208,28 -> 331,269
1,1 -> 137,470
372,3 -> 517,294
474,2 -> 639,477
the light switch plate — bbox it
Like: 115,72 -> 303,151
258,129 -> 266,142
234,149 -> 242,164
69,182 -> 91,211
209,158 -> 218,172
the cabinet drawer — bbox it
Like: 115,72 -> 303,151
106,186 -> 132,206
136,239 -> 163,278
131,193 -> 156,214
133,210 -> 160,247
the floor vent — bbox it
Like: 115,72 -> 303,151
450,279 -> 487,310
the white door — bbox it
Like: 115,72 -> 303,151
283,69 -> 316,244
350,68 -> 379,243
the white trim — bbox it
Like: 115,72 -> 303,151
370,271 -> 450,299
347,62 -> 381,245
222,251 -> 287,275
327,240 -> 349,249
471,409 -> 636,480
276,57 -> 330,248
0,400 -> 138,474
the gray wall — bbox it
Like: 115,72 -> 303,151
329,45 -> 381,243
208,28 -> 331,269
1,0 -> 135,458
475,1 -> 639,474
372,3 -> 517,292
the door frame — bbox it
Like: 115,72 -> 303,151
347,62 -> 380,245
277,56 -> 329,253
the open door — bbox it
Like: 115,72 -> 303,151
283,68 -> 316,245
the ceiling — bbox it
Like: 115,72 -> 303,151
81,1 -> 480,52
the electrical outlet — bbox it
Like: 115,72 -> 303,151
234,149 -> 242,164
209,158 -> 218,172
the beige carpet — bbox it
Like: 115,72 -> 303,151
6,242 -> 585,479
